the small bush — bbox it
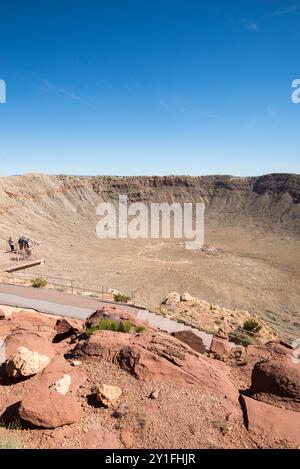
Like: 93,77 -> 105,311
229,330 -> 256,347
85,326 -> 98,337
135,325 -> 147,333
243,319 -> 262,335
31,278 -> 47,288
113,293 -> 130,303
86,319 -> 132,336
118,320 -> 132,333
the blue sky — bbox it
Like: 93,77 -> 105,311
0,0 -> 299,176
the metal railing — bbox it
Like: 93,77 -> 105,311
1,270 -> 137,305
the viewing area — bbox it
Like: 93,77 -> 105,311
0,247 -> 44,272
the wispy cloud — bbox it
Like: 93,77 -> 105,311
156,95 -> 223,119
228,18 -> 259,32
39,80 -> 89,104
246,22 -> 259,31
270,4 -> 300,17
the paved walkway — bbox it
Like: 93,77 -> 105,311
0,283 -> 138,316
0,283 -> 213,348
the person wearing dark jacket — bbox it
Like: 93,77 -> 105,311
8,237 -> 15,252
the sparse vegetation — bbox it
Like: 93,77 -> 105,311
243,319 -> 262,335
229,318 -> 262,347
86,319 -> 132,336
135,325 -> 147,333
238,356 -> 250,367
0,419 -> 23,449
137,411 -> 147,429
0,430 -> 22,449
212,418 -> 229,435
113,293 -> 130,303
229,329 -> 256,347
31,278 -> 47,288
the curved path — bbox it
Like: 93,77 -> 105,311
0,283 -> 213,348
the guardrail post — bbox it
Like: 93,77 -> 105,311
71,280 -> 74,295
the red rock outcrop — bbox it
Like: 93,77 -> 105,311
242,395 -> 300,445
251,357 -> 300,412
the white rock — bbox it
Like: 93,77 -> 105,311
160,291 -> 181,305
94,384 -> 122,407
49,374 -> 71,395
6,346 -> 51,378
180,292 -> 195,302
70,360 -> 81,367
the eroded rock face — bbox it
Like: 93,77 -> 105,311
210,336 -> 229,356
94,384 -> 122,407
251,357 -> 300,412
265,341 -> 294,358
19,388 -> 83,428
6,346 -> 51,378
242,396 -> 300,445
171,330 -> 206,354
76,330 -> 239,411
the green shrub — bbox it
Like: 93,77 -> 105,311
118,319 -> 132,333
113,293 -> 130,303
86,319 -> 132,336
85,326 -> 98,337
135,325 -> 147,333
243,319 -> 262,335
31,278 -> 47,288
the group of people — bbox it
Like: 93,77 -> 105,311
8,235 -> 33,255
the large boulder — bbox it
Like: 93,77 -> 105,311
4,328 -> 55,360
6,346 -> 51,378
19,388 -> 83,428
251,357 -> 300,412
170,330 -> 206,354
94,384 -> 122,407
242,396 -> 300,445
81,424 -> 120,449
